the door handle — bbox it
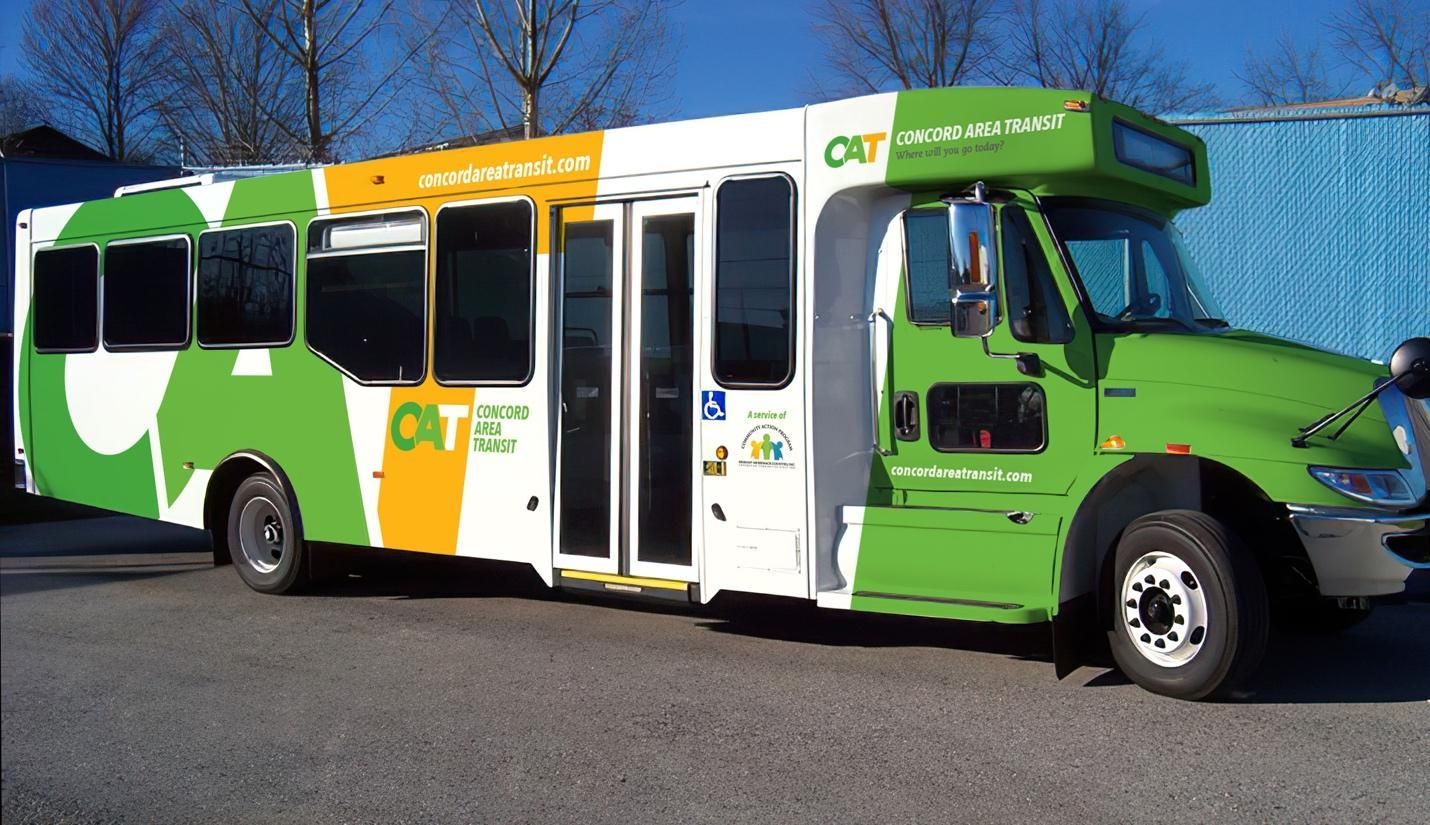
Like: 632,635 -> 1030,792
893,391 -> 920,441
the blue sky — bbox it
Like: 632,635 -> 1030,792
2,0 -> 1359,121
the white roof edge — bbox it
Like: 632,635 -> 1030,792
113,164 -> 317,197
114,174 -> 215,197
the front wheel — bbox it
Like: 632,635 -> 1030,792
226,474 -> 308,594
1108,510 -> 1268,700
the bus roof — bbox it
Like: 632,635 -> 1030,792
25,87 -> 1208,242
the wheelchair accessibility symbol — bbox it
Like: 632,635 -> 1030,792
701,391 -> 727,421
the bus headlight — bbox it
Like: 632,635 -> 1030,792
1308,466 -> 1419,508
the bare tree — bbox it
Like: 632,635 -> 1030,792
0,75 -> 48,137
813,0 -> 998,95
1327,0 -> 1428,92
439,0 -> 677,141
1003,0 -> 1216,113
1236,31 -> 1341,106
20,0 -> 168,160
234,0 -> 425,162
158,1 -> 304,165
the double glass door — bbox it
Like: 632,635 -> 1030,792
554,197 -> 699,580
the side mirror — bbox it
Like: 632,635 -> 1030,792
945,201 -> 999,338
951,284 -> 998,339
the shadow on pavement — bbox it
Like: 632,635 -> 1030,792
0,493 -> 211,557
696,594 -> 1054,662
0,564 -> 209,598
1075,611 -> 1430,704
4,491 -> 1425,705
1239,616 -> 1430,704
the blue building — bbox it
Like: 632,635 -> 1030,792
1168,103 -> 1429,361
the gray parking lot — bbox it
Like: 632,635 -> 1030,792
3,499 -> 1428,824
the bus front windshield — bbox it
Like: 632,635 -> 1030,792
1043,199 -> 1226,332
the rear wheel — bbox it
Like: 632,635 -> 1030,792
227,474 -> 308,594
1108,510 -> 1269,700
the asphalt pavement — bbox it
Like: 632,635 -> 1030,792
2,500 -> 1428,824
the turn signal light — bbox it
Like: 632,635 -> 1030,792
1309,466 -> 1416,507
1100,435 -> 1126,450
1064,99 -> 1090,112
1165,443 -> 1192,454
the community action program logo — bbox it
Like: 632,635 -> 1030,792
739,425 -> 795,469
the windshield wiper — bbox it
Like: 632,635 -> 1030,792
1194,318 -> 1230,328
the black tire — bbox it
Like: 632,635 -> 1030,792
1280,598 -> 1374,635
226,474 -> 308,595
1107,510 -> 1269,701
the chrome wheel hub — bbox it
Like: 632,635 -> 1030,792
238,496 -> 286,575
1120,551 -> 1209,667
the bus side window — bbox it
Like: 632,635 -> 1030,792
306,211 -> 427,385
196,224 -> 296,347
434,200 -> 533,384
713,175 -> 795,387
32,245 -> 99,353
104,237 -> 190,350
1000,208 -> 1073,344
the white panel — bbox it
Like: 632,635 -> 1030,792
341,381 -> 390,548
596,109 -> 804,181
801,92 -> 906,597
454,384 -> 551,574
11,210 -> 36,486
26,202 -> 83,243
186,180 -> 235,229
230,348 -> 272,377
312,168 -> 330,213
161,468 -> 213,529
65,349 -> 178,456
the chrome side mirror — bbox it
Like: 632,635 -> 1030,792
946,200 -> 999,338
951,284 -> 998,339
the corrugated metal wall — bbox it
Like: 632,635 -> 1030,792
1168,108 -> 1429,361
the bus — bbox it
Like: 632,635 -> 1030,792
10,87 -> 1428,700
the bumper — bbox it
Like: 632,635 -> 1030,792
1288,505 -> 1430,596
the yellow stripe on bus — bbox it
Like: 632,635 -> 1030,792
559,570 -> 689,591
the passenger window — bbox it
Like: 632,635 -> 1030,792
927,383 -> 1046,452
434,201 -> 533,383
903,209 -> 952,323
32,245 -> 98,352
714,176 -> 795,387
307,211 -> 426,384
1001,209 -> 1073,343
197,225 -> 295,347
104,238 -> 190,349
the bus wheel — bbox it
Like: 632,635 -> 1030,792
227,474 -> 308,595
1108,510 -> 1268,700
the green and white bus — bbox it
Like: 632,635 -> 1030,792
11,88 -> 1429,699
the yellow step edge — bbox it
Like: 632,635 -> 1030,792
559,569 -> 690,591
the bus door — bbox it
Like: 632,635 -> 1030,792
851,197 -> 1097,616
553,197 -> 702,585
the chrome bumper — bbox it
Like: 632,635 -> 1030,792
1287,505 -> 1430,596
